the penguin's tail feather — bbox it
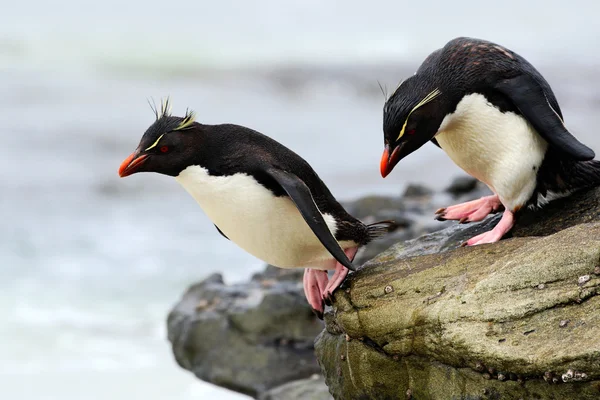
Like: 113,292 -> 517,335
539,158 -> 600,196
565,160 -> 600,190
366,220 -> 398,240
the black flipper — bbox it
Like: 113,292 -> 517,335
494,74 -> 595,160
214,224 -> 229,240
266,168 -> 356,272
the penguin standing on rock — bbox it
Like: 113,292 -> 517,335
118,100 -> 394,317
380,37 -> 600,245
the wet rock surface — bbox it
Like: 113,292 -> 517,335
345,177 -> 490,265
167,270 -> 324,398
258,375 -> 332,400
315,186 -> 600,400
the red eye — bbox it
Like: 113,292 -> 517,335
160,146 -> 169,153
407,129 -> 416,135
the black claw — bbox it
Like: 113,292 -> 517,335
324,295 -> 332,306
312,308 -> 324,320
435,215 -> 447,221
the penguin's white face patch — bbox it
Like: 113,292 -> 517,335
435,93 -> 548,211
175,166 -> 345,269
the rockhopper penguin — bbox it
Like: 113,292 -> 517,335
118,100 -> 394,317
380,37 -> 600,245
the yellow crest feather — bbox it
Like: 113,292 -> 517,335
144,134 -> 165,151
144,99 -> 197,151
174,109 -> 197,131
160,97 -> 172,119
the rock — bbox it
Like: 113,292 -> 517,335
167,270 -> 324,398
251,264 -> 304,282
354,228 -> 415,266
344,179 -> 492,265
402,183 -> 434,198
444,175 -> 481,196
258,375 -> 332,400
341,195 -> 412,230
315,187 -> 600,399
342,195 -> 405,219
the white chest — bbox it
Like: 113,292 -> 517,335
175,166 -> 339,269
435,93 -> 548,210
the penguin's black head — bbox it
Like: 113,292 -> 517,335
119,101 -> 202,178
380,76 -> 447,178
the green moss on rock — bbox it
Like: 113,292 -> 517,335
316,188 -> 600,399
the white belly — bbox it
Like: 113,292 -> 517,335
435,93 -> 548,210
175,165 -> 343,269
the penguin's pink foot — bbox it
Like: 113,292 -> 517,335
322,247 -> 358,303
462,210 -> 515,246
303,247 -> 358,318
435,194 -> 503,223
322,264 -> 349,302
303,268 -> 329,319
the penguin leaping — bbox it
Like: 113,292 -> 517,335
119,100 -> 394,317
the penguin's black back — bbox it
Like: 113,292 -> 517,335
196,123 -> 375,244
414,37 -> 562,118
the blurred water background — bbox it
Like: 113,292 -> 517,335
1,0 -> 599,398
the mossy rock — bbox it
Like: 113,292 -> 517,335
315,188 -> 600,399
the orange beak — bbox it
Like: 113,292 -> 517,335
118,153 -> 148,177
380,144 -> 401,178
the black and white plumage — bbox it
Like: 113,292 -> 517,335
381,37 -> 600,245
119,103 -> 394,316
